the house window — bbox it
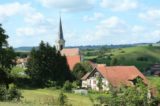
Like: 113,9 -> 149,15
93,80 -> 96,84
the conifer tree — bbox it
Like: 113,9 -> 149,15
0,24 -> 15,89
26,41 -> 72,87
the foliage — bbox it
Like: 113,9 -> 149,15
26,41 -> 72,87
72,81 -> 81,89
110,58 -> 118,66
72,61 -> 92,80
15,52 -> 29,58
91,79 -> 159,106
63,81 -> 73,92
58,91 -> 68,106
137,56 -> 148,61
0,84 -> 22,101
97,76 -> 103,91
0,24 -> 16,89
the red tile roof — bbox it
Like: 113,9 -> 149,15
66,55 -> 81,70
61,48 -> 80,56
82,64 -> 148,87
61,48 -> 81,71
104,66 -> 148,87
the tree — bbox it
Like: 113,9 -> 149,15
97,76 -> 103,91
72,63 -> 85,80
0,24 -> 15,89
72,62 -> 92,80
110,58 -> 118,66
26,41 -> 72,87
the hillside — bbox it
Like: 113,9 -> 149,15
14,43 -> 154,52
82,46 -> 160,73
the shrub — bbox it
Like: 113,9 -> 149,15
137,56 -> 148,61
96,95 -> 108,104
63,81 -> 73,92
120,50 -> 125,53
8,85 -> 22,101
58,91 -> 68,106
0,84 -> 22,101
0,85 -> 8,101
72,81 -> 80,89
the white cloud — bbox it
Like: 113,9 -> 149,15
70,16 -> 130,45
139,9 -> 160,26
0,2 -> 32,22
16,21 -> 55,37
83,12 -> 104,22
132,25 -> 145,33
24,12 -> 54,27
37,0 -> 96,12
100,0 -> 138,11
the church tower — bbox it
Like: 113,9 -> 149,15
55,17 -> 65,51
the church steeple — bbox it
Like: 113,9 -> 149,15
55,16 -> 65,51
58,17 -> 64,40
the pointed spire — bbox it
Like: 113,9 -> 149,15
58,16 -> 64,40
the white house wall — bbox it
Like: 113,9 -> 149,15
82,76 -> 110,91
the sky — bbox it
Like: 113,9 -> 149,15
0,0 -> 160,47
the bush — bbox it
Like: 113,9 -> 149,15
63,81 -> 73,92
72,81 -> 80,89
0,85 -> 8,101
96,95 -> 108,104
137,56 -> 148,61
8,85 -> 22,101
58,91 -> 68,106
0,84 -> 22,101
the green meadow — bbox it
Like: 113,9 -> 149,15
83,46 -> 160,72
0,76 -> 159,106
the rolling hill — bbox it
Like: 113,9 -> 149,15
83,46 -> 160,73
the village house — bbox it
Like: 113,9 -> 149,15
81,64 -> 148,91
16,57 -> 28,69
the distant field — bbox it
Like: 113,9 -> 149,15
83,46 -> 160,72
147,76 -> 160,88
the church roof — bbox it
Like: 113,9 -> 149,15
58,17 -> 64,40
66,55 -> 81,71
61,48 -> 81,70
61,48 -> 80,56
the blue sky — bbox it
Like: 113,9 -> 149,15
0,0 -> 160,47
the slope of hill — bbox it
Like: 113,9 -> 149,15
83,46 -> 160,73
14,47 -> 35,52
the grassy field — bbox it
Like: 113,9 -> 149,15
83,46 -> 160,72
0,88 -> 92,106
147,76 -> 160,88
0,76 -> 159,106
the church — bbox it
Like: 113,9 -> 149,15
55,17 -> 81,71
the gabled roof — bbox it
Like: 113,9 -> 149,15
104,66 -> 148,87
61,48 -> 80,56
65,55 -> 81,71
82,64 -> 148,87
61,48 -> 81,70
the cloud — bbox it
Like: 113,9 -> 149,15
83,12 -> 104,22
100,0 -> 138,11
37,0 -> 96,12
0,2 -> 32,22
139,9 -> 160,26
24,12 -> 54,26
68,16 -> 130,45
